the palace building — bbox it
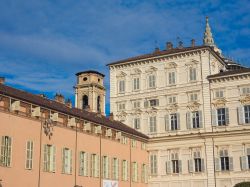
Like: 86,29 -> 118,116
107,17 -> 250,187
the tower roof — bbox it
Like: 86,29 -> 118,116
75,70 -> 105,77
203,16 -> 215,46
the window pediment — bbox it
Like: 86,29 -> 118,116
116,71 -> 127,78
185,59 -> 199,67
130,68 -> 142,75
165,62 -> 177,69
145,66 -> 157,73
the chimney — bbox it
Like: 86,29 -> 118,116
65,99 -> 72,108
166,42 -> 173,50
55,93 -> 65,103
0,77 -> 5,84
154,47 -> 160,53
191,39 -> 195,47
109,113 -> 114,120
38,94 -> 47,98
178,41 -> 183,48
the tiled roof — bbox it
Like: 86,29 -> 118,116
207,68 -> 250,79
0,84 -> 148,140
107,45 -> 223,66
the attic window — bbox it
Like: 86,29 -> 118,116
83,77 -> 88,81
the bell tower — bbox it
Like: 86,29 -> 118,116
75,70 -> 106,115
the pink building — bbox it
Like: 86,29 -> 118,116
0,76 -> 149,187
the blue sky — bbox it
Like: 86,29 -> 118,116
0,0 -> 249,114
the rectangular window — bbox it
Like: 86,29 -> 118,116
112,158 -> 119,180
141,164 -> 147,183
62,148 -> 72,174
171,153 -> 179,173
131,139 -> 137,148
192,111 -> 200,128
43,144 -> 56,172
121,136 -> 128,145
217,108 -> 226,126
0,136 -> 12,167
150,154 -> 157,175
134,118 -> 140,129
168,96 -> 176,104
133,77 -> 140,91
132,162 -> 138,182
168,71 -> 176,85
102,156 -> 109,179
220,150 -> 229,171
170,114 -> 178,130
133,101 -> 140,109
79,151 -> 88,176
122,160 -> 128,181
149,99 -> 159,107
118,80 -> 125,93
25,141 -> 34,170
91,154 -> 99,177
148,75 -> 156,88
190,93 -> 198,102
189,67 -> 197,81
215,90 -> 224,98
118,103 -> 125,111
244,105 -> 250,123
149,116 -> 157,133
242,87 -> 250,95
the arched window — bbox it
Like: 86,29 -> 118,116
97,96 -> 101,112
82,95 -> 88,109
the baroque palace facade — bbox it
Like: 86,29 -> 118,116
108,18 -> 250,187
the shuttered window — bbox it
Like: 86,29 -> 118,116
189,67 -> 197,81
0,136 -> 12,167
25,141 -> 34,169
43,144 -> 56,172
79,151 -> 88,176
133,77 -> 140,91
148,74 -> 156,88
132,162 -> 138,182
112,157 -> 119,180
91,154 -> 99,177
122,160 -> 128,181
102,156 -> 109,179
150,154 -> 157,175
118,80 -> 125,93
244,105 -> 250,123
141,164 -> 147,183
62,147 -> 72,174
149,116 -> 157,133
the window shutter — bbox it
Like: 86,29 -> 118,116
165,115 -> 169,131
240,156 -> 247,171
199,111 -> 203,128
1,136 -> 4,165
201,159 -> 205,172
127,161 -> 129,181
225,108 -> 230,125
7,137 -> 12,167
247,148 -> 250,155
70,150 -> 73,174
177,113 -> 180,130
188,159 -> 194,173
178,160 -> 182,173
43,145 -> 48,171
238,106 -> 245,125
79,152 -> 83,175
156,99 -> 159,106
212,109 -> 217,126
166,161 -> 171,174
52,146 -> 56,172
186,112 -> 191,129
97,155 -> 100,177
144,101 -> 148,108
85,153 -> 89,176
229,157 -> 233,171
215,157 -> 220,171
62,148 -> 65,173
117,159 -> 119,180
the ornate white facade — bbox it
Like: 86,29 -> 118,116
108,18 -> 250,187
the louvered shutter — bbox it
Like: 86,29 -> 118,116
43,145 -> 48,171
156,99 -> 159,106
62,148 -> 65,173
238,106 -> 245,125
85,153 -> 89,176
178,160 -> 182,173
229,157 -> 233,171
166,161 -> 171,174
144,101 -> 148,108
199,111 -> 203,128
52,146 -> 56,172
70,150 -> 73,174
0,136 -> 4,165
201,159 -> 205,172
215,158 -> 220,171
225,108 -> 230,125
79,152 -> 83,175
240,156 -> 247,171
97,155 -> 100,177
7,137 -> 11,167
212,109 -> 217,126
177,113 -> 180,130
188,160 -> 194,173
165,115 -> 169,131
186,112 -> 191,129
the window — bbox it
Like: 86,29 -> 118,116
149,116 -> 157,133
97,96 -> 101,112
134,118 -> 140,130
244,105 -> 250,123
25,141 -> 34,170
132,162 -> 138,182
118,103 -> 125,111
150,154 -> 157,175
168,96 -> 177,104
133,77 -> 140,91
190,93 -> 198,102
189,67 -> 197,81
165,113 -> 180,131
112,158 -> 119,180
118,80 -> 125,93
141,164 -> 148,183
43,144 -> 56,172
133,101 -> 140,109
149,99 -> 159,107
189,150 -> 204,173
122,160 -> 128,181
168,71 -> 176,85
0,136 -> 12,167
91,154 -> 100,177
121,136 -> 128,145
215,90 -> 224,98
141,142 -> 146,150
131,139 -> 137,148
148,74 -> 156,88
171,153 -> 179,173
102,156 -> 109,179
62,148 -> 72,174
248,148 -> 250,169
82,95 -> 88,109
212,108 -> 229,126
186,111 -> 202,129
79,151 -> 88,176
170,114 -> 178,130
220,150 -> 229,171
240,148 -> 250,171
242,87 -> 250,95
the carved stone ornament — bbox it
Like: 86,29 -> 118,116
187,101 -> 201,111
116,71 -> 127,78
43,118 -> 54,139
166,103 -> 178,113
146,107 -> 158,114
133,109 -> 142,114
117,111 -> 127,118
239,95 -> 250,104
130,68 -> 142,75
145,66 -> 157,73
212,98 -> 227,108
165,62 -> 177,69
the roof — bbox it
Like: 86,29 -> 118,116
76,70 -> 105,77
0,84 -> 148,140
207,68 -> 250,79
107,45 -> 223,66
